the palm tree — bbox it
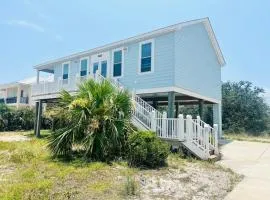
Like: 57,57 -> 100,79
48,78 -> 133,161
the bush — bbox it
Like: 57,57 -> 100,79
47,79 -> 133,161
0,104 -> 35,131
127,131 -> 169,168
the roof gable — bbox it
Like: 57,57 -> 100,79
34,18 -> 225,69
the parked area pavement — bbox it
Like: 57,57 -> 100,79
218,140 -> 270,200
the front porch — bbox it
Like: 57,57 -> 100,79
137,90 -> 222,138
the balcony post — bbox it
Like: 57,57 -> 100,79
16,85 -> 20,108
36,70 -> 40,84
34,100 -> 42,138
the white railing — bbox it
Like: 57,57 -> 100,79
32,71 -> 219,159
32,74 -> 96,97
96,71 -> 219,159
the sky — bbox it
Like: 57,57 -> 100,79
0,0 -> 270,101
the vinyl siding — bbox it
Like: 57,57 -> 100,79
174,23 -> 221,100
118,32 -> 175,90
49,23 -> 221,101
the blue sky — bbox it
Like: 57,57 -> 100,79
0,0 -> 270,100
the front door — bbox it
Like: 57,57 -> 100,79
91,52 -> 109,78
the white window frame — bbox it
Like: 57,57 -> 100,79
62,61 -> 71,80
79,56 -> 89,76
138,39 -> 154,74
112,48 -> 124,78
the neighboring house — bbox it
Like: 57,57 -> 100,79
32,18 -> 225,159
0,76 -> 52,108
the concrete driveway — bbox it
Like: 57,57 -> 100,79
218,140 -> 270,200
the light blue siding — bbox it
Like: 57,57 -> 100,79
48,23 -> 221,101
119,32 -> 175,90
174,23 -> 221,100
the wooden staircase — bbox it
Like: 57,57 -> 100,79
95,72 -> 219,160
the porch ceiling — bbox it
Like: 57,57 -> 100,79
139,92 -> 214,105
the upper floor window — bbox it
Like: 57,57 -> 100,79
140,40 -> 154,73
113,50 -> 122,77
62,62 -> 69,80
80,58 -> 88,76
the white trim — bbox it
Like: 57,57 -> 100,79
62,61 -> 70,81
138,39 -> 155,75
79,56 -> 89,76
112,47 -> 124,78
135,86 -> 221,104
203,21 -> 226,66
34,18 -> 225,70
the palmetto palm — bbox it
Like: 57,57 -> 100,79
48,78 -> 133,161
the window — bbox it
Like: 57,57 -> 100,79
140,41 -> 153,73
20,90 -> 23,97
62,63 -> 69,80
101,61 -> 107,77
113,50 -> 122,77
80,58 -> 88,76
93,62 -> 99,74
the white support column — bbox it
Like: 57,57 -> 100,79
5,89 -> 8,104
150,110 -> 156,132
196,116 -> 201,141
213,124 -> 219,155
16,85 -> 21,108
178,114 -> 184,141
204,124 -> 210,157
36,70 -> 40,84
162,111 -> 167,138
213,103 -> 222,138
186,115 -> 193,143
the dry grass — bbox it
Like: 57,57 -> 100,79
224,133 -> 270,143
0,131 -> 242,200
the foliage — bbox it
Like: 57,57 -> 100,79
127,131 -> 169,168
178,105 -> 213,125
0,104 -> 35,131
47,79 -> 133,161
124,176 -> 137,196
222,81 -> 270,134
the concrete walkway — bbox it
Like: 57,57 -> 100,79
218,140 -> 270,200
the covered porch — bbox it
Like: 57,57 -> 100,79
137,90 -> 222,137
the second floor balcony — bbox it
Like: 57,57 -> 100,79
32,74 -> 97,99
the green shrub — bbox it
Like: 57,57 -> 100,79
127,131 -> 169,168
0,105 -> 35,131
48,79 -> 133,161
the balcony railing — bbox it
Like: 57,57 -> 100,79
6,97 -> 17,104
20,97 -> 29,104
32,74 -> 96,97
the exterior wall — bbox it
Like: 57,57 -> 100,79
174,23 -> 221,101
7,88 -> 17,97
119,32 -> 175,91
51,32 -> 175,91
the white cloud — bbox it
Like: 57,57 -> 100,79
3,20 -> 45,32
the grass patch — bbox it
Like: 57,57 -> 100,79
0,131 -> 241,199
224,133 -> 270,143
